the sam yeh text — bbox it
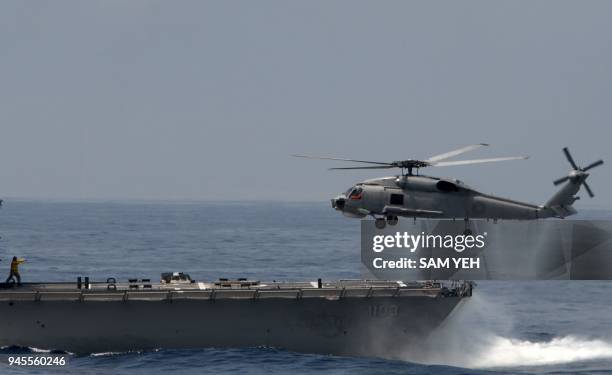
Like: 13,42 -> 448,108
372,257 -> 480,269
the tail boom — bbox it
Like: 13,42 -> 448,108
542,172 -> 587,218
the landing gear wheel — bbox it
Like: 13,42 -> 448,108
375,218 -> 387,230
463,228 -> 473,236
386,216 -> 399,226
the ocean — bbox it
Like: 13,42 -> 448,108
0,200 -> 611,374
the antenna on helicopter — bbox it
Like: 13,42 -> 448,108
552,147 -> 603,197
293,144 -> 528,176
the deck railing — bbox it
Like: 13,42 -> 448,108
0,283 -> 463,302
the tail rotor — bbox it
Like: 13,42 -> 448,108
553,147 -> 603,198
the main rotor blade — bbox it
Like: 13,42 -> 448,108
583,159 -> 604,171
426,143 -> 489,163
431,156 -> 529,167
583,181 -> 595,198
329,166 -> 395,170
553,176 -> 570,185
292,154 -> 392,166
563,147 -> 578,170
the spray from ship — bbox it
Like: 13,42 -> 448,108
393,293 -> 612,369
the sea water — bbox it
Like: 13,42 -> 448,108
0,200 -> 611,374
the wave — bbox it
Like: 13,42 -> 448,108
468,335 -> 612,368
89,348 -> 164,357
90,351 -> 130,357
398,294 -> 612,369
0,346 -> 74,355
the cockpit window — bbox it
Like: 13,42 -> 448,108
349,187 -> 363,200
390,193 -> 404,205
345,184 -> 363,197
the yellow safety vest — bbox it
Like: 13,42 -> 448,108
10,259 -> 24,273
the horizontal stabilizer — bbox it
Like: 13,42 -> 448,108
549,205 -> 577,219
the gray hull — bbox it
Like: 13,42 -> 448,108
0,280 -> 470,356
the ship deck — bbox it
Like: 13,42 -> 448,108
0,279 -> 472,301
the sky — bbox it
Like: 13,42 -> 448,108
0,1 -> 611,207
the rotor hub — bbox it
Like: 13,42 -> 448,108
392,160 -> 430,169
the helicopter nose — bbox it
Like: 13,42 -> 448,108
332,196 -> 346,210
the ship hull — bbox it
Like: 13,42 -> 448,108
0,295 -> 464,355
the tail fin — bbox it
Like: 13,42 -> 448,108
544,177 -> 582,217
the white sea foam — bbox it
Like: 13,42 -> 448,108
29,347 -> 52,353
468,335 -> 612,368
397,294 -> 612,369
89,348 -> 161,357
90,351 -> 125,357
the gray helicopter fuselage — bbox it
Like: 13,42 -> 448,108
333,174 -> 562,220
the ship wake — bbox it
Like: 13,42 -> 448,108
463,335 -> 612,368
393,294 -> 612,369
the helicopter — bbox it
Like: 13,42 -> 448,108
294,144 -> 603,232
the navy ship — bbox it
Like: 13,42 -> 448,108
0,274 -> 472,355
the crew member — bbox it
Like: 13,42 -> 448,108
6,256 -> 25,286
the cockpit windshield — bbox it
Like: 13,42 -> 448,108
348,186 -> 363,200
344,184 -> 364,200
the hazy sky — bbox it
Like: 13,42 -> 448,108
1,1 -> 611,207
